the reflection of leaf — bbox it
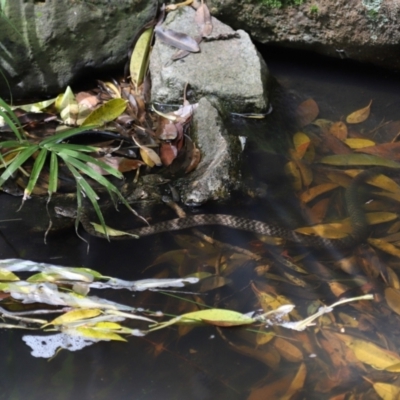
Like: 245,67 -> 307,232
155,25 -> 200,52
346,100 -> 372,124
296,98 -> 319,127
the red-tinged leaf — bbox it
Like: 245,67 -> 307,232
318,132 -> 353,155
296,98 -> 319,127
160,142 -> 178,166
118,158 -> 145,173
355,142 -> 400,161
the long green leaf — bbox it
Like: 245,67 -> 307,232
0,140 -> 27,149
53,146 -> 122,179
48,152 -> 58,196
46,143 -> 100,153
57,153 -> 122,193
24,148 -> 48,198
66,164 -> 109,240
0,145 -> 39,186
0,98 -> 23,141
81,99 -> 127,127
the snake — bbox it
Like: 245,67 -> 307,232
77,167 -> 398,248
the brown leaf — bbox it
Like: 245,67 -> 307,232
299,183 -> 339,203
329,121 -> 348,140
160,142 -> 178,166
195,2 -> 213,36
356,142 -> 400,161
346,100 -> 372,124
155,26 -> 200,52
273,337 -> 303,362
296,98 -> 319,127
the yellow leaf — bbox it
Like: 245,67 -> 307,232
281,363 -> 307,400
337,333 -> 400,370
385,287 -> 400,316
373,381 -> 400,400
55,86 -> 75,113
90,222 -> 139,238
368,239 -> 400,258
284,161 -> 302,191
46,309 -> 102,327
0,268 -> 19,281
181,309 -> 254,327
345,169 -> 400,194
320,154 -> 400,169
81,98 -> 127,127
299,183 -> 339,203
14,98 -> 56,113
346,100 -> 372,124
344,138 -> 375,149
75,327 -> 127,341
293,132 -> 310,159
93,322 -> 122,330
139,146 -> 162,167
129,27 -> 153,88
273,337 -> 303,362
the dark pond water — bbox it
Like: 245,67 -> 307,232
1,47 -> 400,399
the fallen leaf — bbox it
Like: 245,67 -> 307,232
346,100 -> 372,124
344,138 -> 375,149
372,381 -> 400,400
155,25 -> 200,52
81,98 -> 127,127
329,121 -> 348,140
299,183 -> 339,203
292,132 -> 311,159
296,98 -> 319,127
356,142 -> 400,161
368,239 -> 400,258
195,1 -> 213,36
319,154 -> 400,168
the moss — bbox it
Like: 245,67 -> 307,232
310,4 -> 318,13
256,0 -> 305,8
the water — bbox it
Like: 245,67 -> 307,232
0,48 -> 400,399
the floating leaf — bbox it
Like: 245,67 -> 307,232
155,25 -> 200,52
329,121 -> 348,140
181,309 -> 255,327
73,327 -> 127,342
0,268 -> 19,281
46,309 -> 102,327
81,98 -> 127,127
90,222 -> 139,238
129,27 -> 153,88
346,100 -> 372,124
319,154 -> 400,168
296,98 -> 319,127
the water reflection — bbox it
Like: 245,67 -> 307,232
0,49 -> 400,399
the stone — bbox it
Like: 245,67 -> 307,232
178,97 -> 242,205
208,0 -> 400,71
0,0 -> 157,98
150,6 -> 271,113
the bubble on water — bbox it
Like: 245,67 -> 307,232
22,333 -> 96,358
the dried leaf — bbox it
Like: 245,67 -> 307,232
296,98 -> 319,127
345,169 -> 400,194
329,121 -> 348,140
155,25 -> 200,52
195,2 -> 213,36
81,98 -> 127,127
346,100 -> 372,124
281,363 -> 307,400
139,145 -> 162,167
273,337 -> 303,362
356,142 -> 400,162
319,154 -> 400,169
368,239 -> 400,258
372,381 -> 400,400
292,132 -> 311,159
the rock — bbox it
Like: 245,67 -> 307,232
177,97 -> 242,205
150,6 -> 271,113
0,0 -> 157,99
208,0 -> 400,71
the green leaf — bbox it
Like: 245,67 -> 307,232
0,145 -> 39,186
40,125 -> 96,146
129,27 -> 153,88
74,326 -> 127,342
13,98 -> 56,113
48,151 -> 58,196
24,147 -> 48,198
46,309 -> 103,327
0,268 -> 19,281
319,154 -> 400,168
81,98 -> 127,127
0,97 -> 23,141
52,146 -> 122,179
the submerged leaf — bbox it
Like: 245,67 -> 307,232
296,98 -> 319,127
329,121 -> 348,140
319,154 -> 400,168
346,100 -> 372,124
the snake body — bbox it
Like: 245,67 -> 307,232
78,167 -> 398,248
